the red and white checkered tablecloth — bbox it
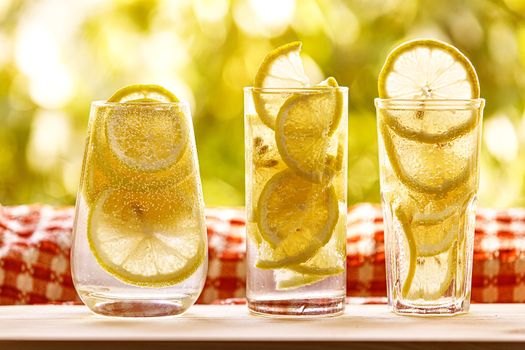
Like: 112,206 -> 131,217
1,204 -> 524,305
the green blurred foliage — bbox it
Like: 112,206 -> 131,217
0,0 -> 524,207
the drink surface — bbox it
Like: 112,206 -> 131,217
72,92 -> 207,317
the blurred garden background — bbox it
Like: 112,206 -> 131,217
0,0 -> 525,207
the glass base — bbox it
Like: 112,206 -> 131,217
248,297 -> 345,317
391,299 -> 469,316
79,290 -> 196,317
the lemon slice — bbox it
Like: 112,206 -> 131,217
406,244 -> 458,301
108,84 -> 179,103
104,104 -> 188,172
274,269 -> 326,290
255,169 -> 338,269
380,108 -> 480,144
395,207 -> 417,298
90,85 -> 192,190
396,206 -> 458,300
398,202 -> 458,257
412,219 -> 458,257
290,217 -> 346,276
105,85 -> 187,172
253,41 -> 310,128
411,194 -> 473,256
379,122 -> 472,195
378,39 -> 479,99
275,77 -> 343,183
246,114 -> 287,222
87,183 -> 206,287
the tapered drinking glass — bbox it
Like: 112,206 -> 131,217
72,100 -> 207,317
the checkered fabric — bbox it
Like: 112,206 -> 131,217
0,205 -> 78,305
344,204 -> 525,303
1,204 -> 524,305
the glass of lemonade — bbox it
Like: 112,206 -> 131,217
376,39 -> 485,315
245,42 -> 348,317
72,85 -> 207,317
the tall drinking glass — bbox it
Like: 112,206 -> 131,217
376,99 -> 484,315
72,100 -> 207,317
244,86 -> 348,316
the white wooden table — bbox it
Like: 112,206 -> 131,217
1,304 -> 524,349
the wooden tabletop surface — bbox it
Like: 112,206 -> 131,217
1,304 -> 524,349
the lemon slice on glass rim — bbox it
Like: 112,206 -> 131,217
253,41 -> 310,128
108,84 -> 179,103
377,38 -> 481,145
378,38 -> 479,99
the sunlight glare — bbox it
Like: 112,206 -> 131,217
484,114 -> 518,162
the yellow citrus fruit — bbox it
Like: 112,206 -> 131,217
274,269 -> 326,291
275,77 -> 343,183
380,108 -> 480,144
253,41 -> 310,128
396,206 -> 458,300
104,104 -> 188,173
255,169 -> 339,269
108,84 -> 179,103
91,85 -> 192,191
379,121 -> 473,195
87,179 -> 206,287
378,39 -> 480,99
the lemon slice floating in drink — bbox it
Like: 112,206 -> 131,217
289,218 -> 346,276
379,121 -> 473,195
275,77 -> 343,183
396,206 -> 462,302
104,104 -> 188,172
399,212 -> 458,301
255,169 -> 338,269
253,41 -> 310,128
105,84 -> 187,173
92,85 -> 191,191
274,269 -> 326,290
87,183 -> 206,287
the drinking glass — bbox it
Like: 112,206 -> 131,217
244,86 -> 348,316
72,100 -> 207,317
376,98 -> 484,315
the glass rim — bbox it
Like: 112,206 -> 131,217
375,98 -> 485,110
91,100 -> 190,108
244,86 -> 349,93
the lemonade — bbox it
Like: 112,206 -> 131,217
71,85 -> 207,317
376,39 -> 485,315
245,42 -> 348,316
